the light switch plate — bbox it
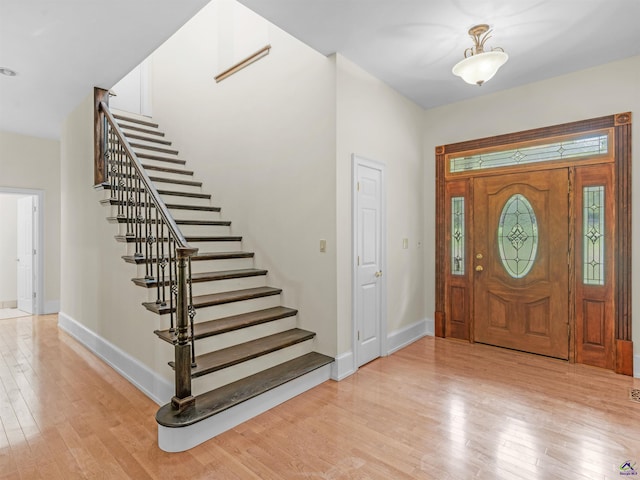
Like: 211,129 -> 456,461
402,238 -> 409,249
320,239 -> 326,252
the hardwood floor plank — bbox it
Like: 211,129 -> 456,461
1,315 -> 639,479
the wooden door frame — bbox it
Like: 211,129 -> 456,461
434,112 -> 633,375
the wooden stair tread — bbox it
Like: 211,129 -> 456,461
154,306 -> 298,343
114,113 -> 158,128
133,268 -> 267,288
175,219 -> 231,226
156,352 -> 333,427
115,235 -> 241,243
170,328 -> 316,378
125,133 -> 172,145
118,123 -> 165,137
122,251 -> 253,264
131,142 -> 179,155
150,177 -> 202,187
157,189 -> 211,199
101,199 -> 220,212
109,217 -> 230,226
137,153 -> 186,165
143,286 -> 282,314
167,204 -> 221,212
142,164 -> 193,176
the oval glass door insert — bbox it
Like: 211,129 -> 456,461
497,194 -> 538,278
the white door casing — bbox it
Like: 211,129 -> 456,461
17,195 -> 35,313
353,156 -> 386,367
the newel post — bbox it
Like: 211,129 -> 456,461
172,247 -> 196,411
94,87 -> 110,187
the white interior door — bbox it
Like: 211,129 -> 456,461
354,158 -> 385,367
17,196 -> 35,313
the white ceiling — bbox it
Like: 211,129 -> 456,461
238,0 -> 640,108
1,0 -> 639,139
0,0 -> 209,139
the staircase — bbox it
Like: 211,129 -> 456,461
95,97 -> 332,452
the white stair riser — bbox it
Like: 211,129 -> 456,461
160,194 -> 211,207
113,222 -> 233,238
191,339 -> 315,396
125,240 -> 241,256
156,295 -> 282,326
143,170 -> 196,182
174,224 -> 231,237
152,182 -> 203,195
167,208 -> 222,222
127,137 -> 173,149
137,158 -> 189,170
132,257 -> 254,278
141,275 -> 267,301
193,316 -> 297,354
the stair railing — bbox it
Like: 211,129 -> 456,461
94,87 -> 197,411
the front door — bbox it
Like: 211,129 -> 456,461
473,169 -> 569,359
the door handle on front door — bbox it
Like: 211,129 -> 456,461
375,271 -> 383,277
475,265 -> 484,272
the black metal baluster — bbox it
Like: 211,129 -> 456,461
188,257 -> 196,367
168,236 -> 175,332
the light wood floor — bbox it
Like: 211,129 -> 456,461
1,315 -> 638,479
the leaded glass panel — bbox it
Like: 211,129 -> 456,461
498,194 -> 538,279
451,197 -> 465,275
583,186 -> 605,285
450,133 -> 608,173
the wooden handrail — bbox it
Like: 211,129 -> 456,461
99,101 -> 197,256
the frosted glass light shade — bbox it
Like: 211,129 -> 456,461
452,51 -> 508,86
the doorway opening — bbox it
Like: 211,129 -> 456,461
0,188 -> 44,317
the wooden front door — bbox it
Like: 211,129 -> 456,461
473,169 -> 569,359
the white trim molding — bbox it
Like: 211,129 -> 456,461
634,355 -> 640,378
58,312 -> 172,404
330,350 -> 355,380
158,363 -> 331,452
386,318 -> 429,355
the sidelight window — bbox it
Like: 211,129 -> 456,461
583,186 -> 605,285
451,197 -> 465,275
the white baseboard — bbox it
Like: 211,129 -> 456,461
44,299 -> 59,314
0,300 -> 17,308
330,350 -> 355,380
634,355 -> 640,378
386,318 -> 429,355
424,317 -> 435,337
57,311 -> 172,404
158,363 -> 332,452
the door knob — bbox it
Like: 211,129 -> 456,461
475,265 -> 484,272
375,271 -> 383,277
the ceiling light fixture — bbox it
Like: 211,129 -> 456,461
452,24 -> 508,86
0,67 -> 17,77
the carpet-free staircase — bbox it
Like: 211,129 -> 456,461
97,107 -> 333,452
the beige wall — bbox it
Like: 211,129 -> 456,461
59,95 -> 170,391
335,54 -> 426,356
0,131 -> 61,312
149,0 -> 338,356
422,55 -> 640,363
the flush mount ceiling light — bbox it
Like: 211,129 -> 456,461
452,24 -> 508,86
